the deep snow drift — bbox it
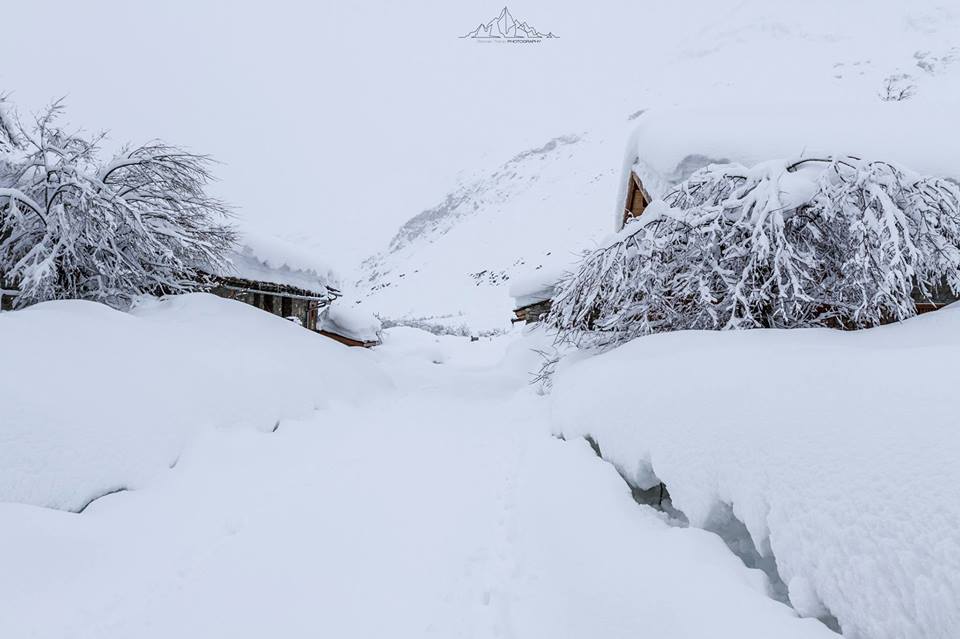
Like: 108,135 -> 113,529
0,319 -> 832,639
0,294 -> 388,512
550,306 -> 960,639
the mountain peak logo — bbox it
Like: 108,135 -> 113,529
461,7 -> 558,43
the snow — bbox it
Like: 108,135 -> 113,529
0,322 -> 833,639
508,251 -> 582,309
322,298 -> 383,342
357,133 -> 622,331
224,245 -> 330,294
0,294 -> 388,511
357,0 -> 960,332
618,103 -> 960,230
220,229 -> 339,293
550,306 -> 960,639
557,157 -> 960,346
3,2 -> 960,636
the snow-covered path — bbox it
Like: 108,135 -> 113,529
1,331 -> 832,638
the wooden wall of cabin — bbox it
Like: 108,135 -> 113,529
513,299 -> 552,324
208,286 -> 319,330
622,172 -> 650,227
914,281 -> 959,314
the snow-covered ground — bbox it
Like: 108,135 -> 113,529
0,294 -> 388,512
551,306 -> 960,639
2,305 -> 836,639
4,296 -> 960,637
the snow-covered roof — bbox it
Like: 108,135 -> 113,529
617,102 -> 960,230
321,301 -> 382,343
217,232 -> 339,295
508,252 -> 582,309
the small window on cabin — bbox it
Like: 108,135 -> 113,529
281,296 -> 293,318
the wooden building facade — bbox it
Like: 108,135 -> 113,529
512,298 -> 552,324
621,170 -> 652,228
209,274 -> 337,331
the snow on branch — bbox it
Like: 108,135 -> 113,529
0,96 -> 17,152
548,157 -> 960,348
0,98 -> 237,308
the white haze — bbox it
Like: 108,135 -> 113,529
1,1 -> 956,270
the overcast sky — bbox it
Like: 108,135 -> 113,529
1,1 -> 665,268
4,1 -> 952,271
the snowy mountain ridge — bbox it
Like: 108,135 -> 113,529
356,131 -> 619,330
383,135 -> 581,254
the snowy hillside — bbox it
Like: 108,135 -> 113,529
356,132 -> 624,331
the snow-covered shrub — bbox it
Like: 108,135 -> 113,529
0,98 -> 236,308
549,157 -> 960,348
879,74 -> 916,102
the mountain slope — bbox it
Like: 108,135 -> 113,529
356,132 -> 623,331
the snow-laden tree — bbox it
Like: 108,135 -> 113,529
548,157 -> 960,348
0,98 -> 236,308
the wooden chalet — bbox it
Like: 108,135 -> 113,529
0,267 -> 339,328
2,242 -> 383,347
617,105 -> 960,316
620,169 -> 652,230
208,242 -> 380,347
618,168 -> 954,315
512,296 -> 552,324
509,263 -> 566,325
210,273 -> 338,331
203,243 -> 339,331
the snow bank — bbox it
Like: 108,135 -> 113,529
0,330 -> 832,639
0,294 -> 390,511
322,300 -> 382,343
550,307 -> 960,639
